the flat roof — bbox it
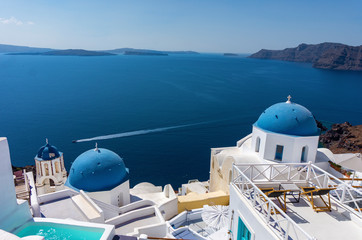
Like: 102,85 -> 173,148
40,197 -> 87,221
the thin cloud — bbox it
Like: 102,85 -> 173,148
0,17 -> 34,25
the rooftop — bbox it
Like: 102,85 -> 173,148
39,196 -> 87,221
231,162 -> 362,240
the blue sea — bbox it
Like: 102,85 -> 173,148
0,53 -> 361,188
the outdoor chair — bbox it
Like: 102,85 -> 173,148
301,187 -> 336,212
260,188 -> 289,214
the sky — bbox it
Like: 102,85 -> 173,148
0,0 -> 361,53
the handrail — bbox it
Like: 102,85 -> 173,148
234,162 -> 362,217
338,178 -> 362,181
310,164 -> 362,216
232,165 -> 315,240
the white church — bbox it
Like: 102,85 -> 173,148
64,144 -> 131,207
209,96 -> 339,193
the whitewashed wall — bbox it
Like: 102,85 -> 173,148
0,138 -> 32,231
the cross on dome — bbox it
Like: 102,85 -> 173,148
286,95 -> 292,103
95,142 -> 98,151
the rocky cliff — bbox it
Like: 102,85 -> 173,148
249,43 -> 362,71
320,122 -> 362,153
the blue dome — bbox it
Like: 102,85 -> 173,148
254,102 -> 319,136
37,143 -> 60,160
66,148 -> 129,192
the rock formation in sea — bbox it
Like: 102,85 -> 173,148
249,42 -> 362,71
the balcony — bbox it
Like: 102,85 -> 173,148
231,162 -> 362,240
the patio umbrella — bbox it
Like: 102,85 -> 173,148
201,205 -> 229,230
333,153 -> 362,172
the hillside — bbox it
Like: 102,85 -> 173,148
320,122 -> 362,153
0,43 -> 52,53
249,43 -> 362,71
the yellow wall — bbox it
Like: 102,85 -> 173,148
177,190 -> 229,213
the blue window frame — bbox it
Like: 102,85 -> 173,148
275,145 -> 284,161
237,217 -> 251,240
301,146 -> 307,162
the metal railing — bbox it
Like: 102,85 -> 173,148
309,164 -> 362,215
234,162 -> 362,216
232,164 -> 315,240
232,162 -> 362,239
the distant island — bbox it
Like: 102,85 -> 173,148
106,48 -> 198,55
124,51 -> 168,56
8,49 -> 115,57
0,44 -> 199,56
224,53 -> 238,56
249,42 -> 362,71
0,44 -> 52,53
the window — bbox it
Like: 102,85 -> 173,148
301,146 -> 308,162
44,163 -> 49,176
255,137 -> 260,153
55,162 -> 60,173
237,217 -> 251,240
275,145 -> 284,161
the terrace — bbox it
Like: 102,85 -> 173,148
231,162 -> 362,240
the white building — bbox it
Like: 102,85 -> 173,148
204,96 -> 362,240
251,95 -> 319,164
209,96 -> 335,193
228,162 -> 362,240
65,144 -> 130,207
35,139 -> 67,195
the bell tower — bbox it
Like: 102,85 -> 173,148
35,139 -> 67,195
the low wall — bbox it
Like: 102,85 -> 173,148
78,190 -> 104,223
168,208 -> 202,228
119,199 -> 155,214
37,189 -> 77,204
106,206 -> 159,226
26,172 -> 41,217
136,223 -> 167,238
91,198 -> 120,220
177,191 -> 229,213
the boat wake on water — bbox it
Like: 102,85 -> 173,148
72,121 -> 211,143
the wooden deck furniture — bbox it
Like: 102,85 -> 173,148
260,188 -> 289,214
279,183 -> 301,203
301,187 -> 336,212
